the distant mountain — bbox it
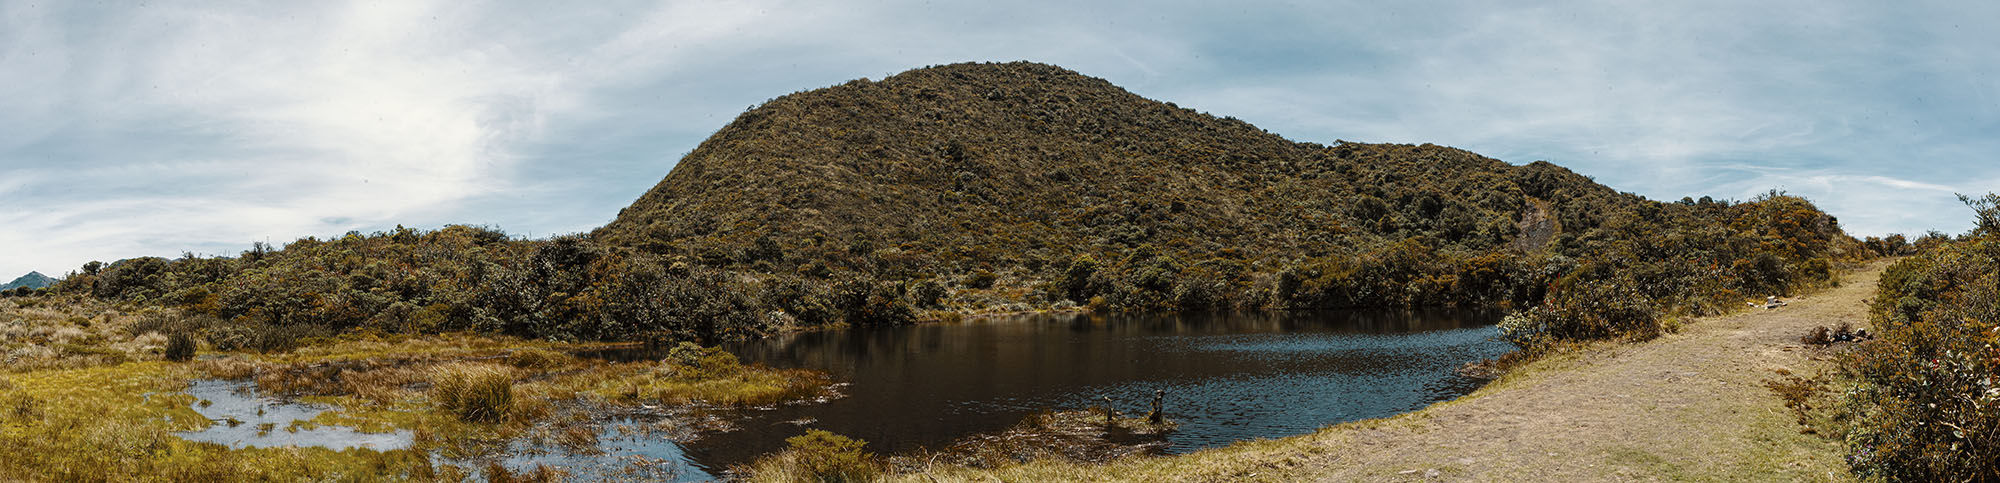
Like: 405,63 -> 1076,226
1,271 -> 54,291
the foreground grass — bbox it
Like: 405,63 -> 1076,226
0,362 -> 440,481
0,298 -> 835,481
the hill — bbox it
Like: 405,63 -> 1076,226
597,61 -> 1860,320
50,62 -> 1865,348
1,271 -> 54,292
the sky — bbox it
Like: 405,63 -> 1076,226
3,0 -> 1997,278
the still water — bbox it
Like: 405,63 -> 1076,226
581,309 -> 1511,475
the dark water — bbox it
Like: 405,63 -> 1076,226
579,309 -> 1511,475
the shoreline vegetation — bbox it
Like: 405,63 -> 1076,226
0,62 -> 1931,480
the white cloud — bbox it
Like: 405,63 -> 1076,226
3,0 -> 1998,277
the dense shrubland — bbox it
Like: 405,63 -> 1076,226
35,62 -> 1864,355
47,225 -> 918,349
1836,193 -> 2000,480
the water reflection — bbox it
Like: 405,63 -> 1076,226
582,309 -> 1510,473
176,379 -> 413,451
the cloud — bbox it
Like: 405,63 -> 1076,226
3,0 -> 1998,277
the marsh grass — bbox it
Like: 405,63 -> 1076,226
0,363 -> 445,481
880,410 -> 1175,475
506,347 -> 572,370
0,308 -> 836,480
431,363 -> 516,423
1,296 -> 179,373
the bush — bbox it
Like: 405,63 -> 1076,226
662,342 -> 742,380
961,269 -> 998,289
909,278 -> 949,308
1499,280 -> 1657,351
768,430 -> 880,483
163,332 -> 197,362
1837,195 -> 2000,480
432,363 -> 515,423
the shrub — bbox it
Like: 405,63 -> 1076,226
1837,195 -> 2000,480
909,278 -> 949,308
163,332 -> 197,362
1060,255 -> 1099,302
1499,280 -> 1657,351
432,363 -> 515,423
961,269 -> 998,289
662,342 -> 742,380
762,430 -> 880,483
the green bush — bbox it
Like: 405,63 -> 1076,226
1837,194 -> 2000,480
781,430 -> 880,483
663,342 -> 742,380
1500,280 -> 1657,350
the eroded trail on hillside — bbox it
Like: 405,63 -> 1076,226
1277,261 -> 1884,482
903,261 -> 1885,482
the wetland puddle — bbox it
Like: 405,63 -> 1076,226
176,379 -> 413,451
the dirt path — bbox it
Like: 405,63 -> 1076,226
905,260 -> 1884,482
1283,260 -> 1885,482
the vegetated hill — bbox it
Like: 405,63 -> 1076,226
51,62 -> 1866,349
1,271 -> 54,291
599,61 -> 1863,318
599,62 -> 1555,279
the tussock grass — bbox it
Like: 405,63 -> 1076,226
505,347 -> 572,370
431,363 -> 516,423
1,296 -> 182,372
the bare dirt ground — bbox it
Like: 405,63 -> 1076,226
906,260 -> 1885,482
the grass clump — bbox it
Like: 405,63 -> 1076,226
432,362 -> 516,423
163,331 -> 196,362
506,347 -> 573,370
743,429 -> 882,483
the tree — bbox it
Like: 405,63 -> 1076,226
1960,192 -> 2000,238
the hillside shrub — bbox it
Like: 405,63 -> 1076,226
1837,194 -> 2000,480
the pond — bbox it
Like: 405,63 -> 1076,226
176,379 -> 414,451
579,308 -> 1512,475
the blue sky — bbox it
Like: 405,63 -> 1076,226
3,0 -> 1996,278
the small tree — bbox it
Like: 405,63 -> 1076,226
1960,192 -> 2000,238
